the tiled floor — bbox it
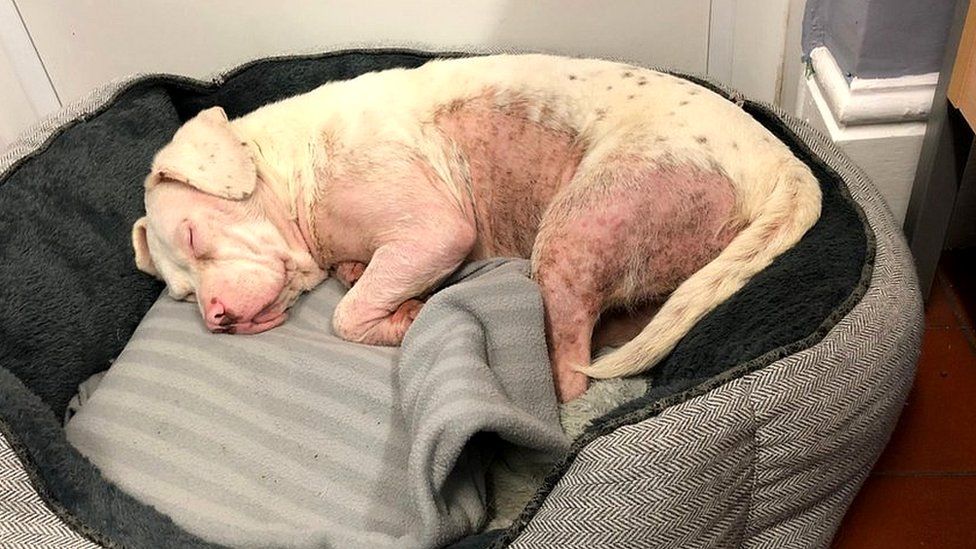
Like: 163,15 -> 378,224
831,264 -> 976,548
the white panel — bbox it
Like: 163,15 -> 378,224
0,0 -> 59,147
776,0 -> 807,113
0,44 -> 36,149
727,0 -> 790,103
16,0 -> 710,104
707,0 -> 736,82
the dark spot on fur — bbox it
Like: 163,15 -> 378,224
667,111 -> 676,116
689,89 -> 700,95
198,165 -> 206,171
628,94 -> 635,100
622,71 -> 633,78
569,74 -> 577,80
210,297 -> 218,305
695,136 -> 708,144
654,136 -> 667,142
240,141 -> 247,146
679,100 -> 690,106
637,79 -> 647,86
731,142 -> 739,150
606,85 -> 613,90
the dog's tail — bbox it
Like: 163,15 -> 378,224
581,159 -> 822,379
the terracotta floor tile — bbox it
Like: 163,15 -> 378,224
925,275 -> 960,328
832,475 -> 976,548
872,327 -> 976,473
834,264 -> 976,545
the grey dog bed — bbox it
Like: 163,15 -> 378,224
0,49 -> 921,548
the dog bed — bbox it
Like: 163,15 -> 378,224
0,49 -> 922,548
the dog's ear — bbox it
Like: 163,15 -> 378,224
147,106 -> 256,200
131,217 -> 160,277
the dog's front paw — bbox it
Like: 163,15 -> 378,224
332,298 -> 425,346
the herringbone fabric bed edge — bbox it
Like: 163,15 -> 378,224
0,430 -> 98,548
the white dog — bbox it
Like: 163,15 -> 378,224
131,54 -> 821,401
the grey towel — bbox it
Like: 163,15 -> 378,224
65,259 -> 569,549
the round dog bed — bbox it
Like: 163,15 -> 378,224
0,49 -> 921,548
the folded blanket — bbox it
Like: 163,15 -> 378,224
65,259 -> 570,549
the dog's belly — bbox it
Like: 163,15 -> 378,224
435,92 -> 584,258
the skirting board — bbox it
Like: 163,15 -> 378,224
798,73 -> 926,225
809,46 -> 937,126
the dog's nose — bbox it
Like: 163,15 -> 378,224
205,298 -> 231,327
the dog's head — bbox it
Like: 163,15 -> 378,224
132,107 -> 326,334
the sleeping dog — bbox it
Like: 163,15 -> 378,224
131,54 -> 821,402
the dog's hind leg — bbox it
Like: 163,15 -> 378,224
532,252 -> 601,403
532,153 -> 741,401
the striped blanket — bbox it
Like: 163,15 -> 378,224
65,259 -> 570,549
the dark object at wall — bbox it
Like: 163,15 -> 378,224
803,0 -> 955,79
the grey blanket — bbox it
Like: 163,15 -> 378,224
65,259 -> 570,549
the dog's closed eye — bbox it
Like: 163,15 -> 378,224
187,225 -> 197,257
182,220 -> 204,259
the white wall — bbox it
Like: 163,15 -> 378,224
1,0 -> 800,146
15,0 -> 712,105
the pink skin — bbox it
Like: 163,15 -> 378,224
311,95 -> 737,401
428,95 -> 737,400
140,92 -> 740,402
306,142 -> 477,347
532,166 -> 738,400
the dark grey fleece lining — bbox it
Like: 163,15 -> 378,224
0,50 -> 871,549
